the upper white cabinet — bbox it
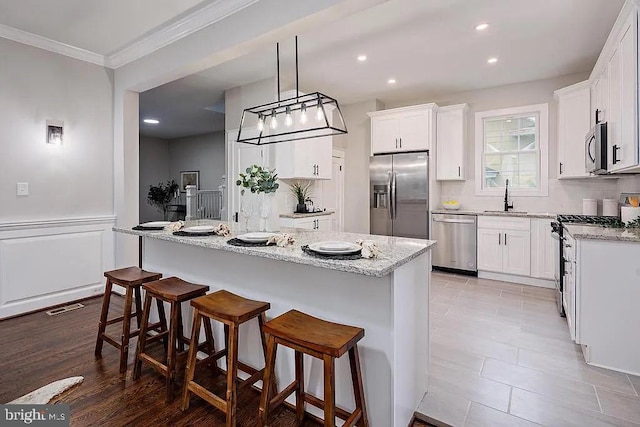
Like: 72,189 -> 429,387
274,137 -> 332,180
590,3 -> 640,173
368,104 -> 437,155
555,82 -> 591,179
436,104 -> 468,180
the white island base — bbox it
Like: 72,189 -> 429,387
138,236 -> 430,427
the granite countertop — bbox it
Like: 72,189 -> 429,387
114,221 -> 435,278
563,224 -> 640,243
431,209 -> 558,219
280,210 -> 335,219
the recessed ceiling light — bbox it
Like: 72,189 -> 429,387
387,78 -> 397,84
357,54 -> 367,62
475,23 -> 489,31
487,57 -> 498,64
143,118 -> 160,124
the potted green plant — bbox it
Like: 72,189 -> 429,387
236,165 -> 279,231
290,182 -> 312,213
147,180 -> 179,220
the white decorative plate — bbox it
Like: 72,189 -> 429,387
308,241 -> 361,255
237,232 -> 277,243
182,225 -> 216,233
139,221 -> 171,228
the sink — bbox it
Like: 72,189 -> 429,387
483,210 -> 528,214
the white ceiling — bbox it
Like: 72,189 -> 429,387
143,0 -> 624,139
0,0 -> 207,55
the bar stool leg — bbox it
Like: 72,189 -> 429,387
166,301 -> 179,402
203,318 -> 218,375
133,294 -> 153,380
176,303 -> 185,353
119,286 -> 135,373
295,351 -> 305,423
223,324 -> 230,372
226,322 -> 239,427
258,313 -> 278,397
258,334 -> 277,427
134,287 -> 143,329
95,278 -> 113,356
349,346 -> 369,427
181,309 -> 202,411
156,299 -> 168,349
323,354 -> 336,427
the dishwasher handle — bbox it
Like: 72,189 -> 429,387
433,218 -> 476,224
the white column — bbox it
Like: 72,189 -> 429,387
185,185 -> 197,221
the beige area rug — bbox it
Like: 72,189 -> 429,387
8,376 -> 84,404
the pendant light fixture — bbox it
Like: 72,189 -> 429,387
236,36 -> 347,145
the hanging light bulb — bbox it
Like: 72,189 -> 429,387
257,114 -> 264,131
316,100 -> 324,121
270,109 -> 278,130
300,103 -> 307,124
285,106 -> 293,127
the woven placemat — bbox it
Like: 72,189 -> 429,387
173,231 -> 218,237
301,245 -> 363,260
133,226 -> 165,231
226,238 -> 271,247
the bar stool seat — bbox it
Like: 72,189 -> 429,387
95,266 -> 163,374
182,290 -> 271,427
259,310 -> 369,427
133,277 -> 211,402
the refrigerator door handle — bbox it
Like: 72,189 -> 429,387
386,171 -> 393,219
391,172 -> 397,219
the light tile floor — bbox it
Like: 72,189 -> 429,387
416,271 -> 640,427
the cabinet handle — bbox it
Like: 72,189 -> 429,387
399,138 -> 402,148
316,164 -> 319,175
595,109 -> 601,124
395,138 -> 398,149
559,162 -> 563,175
613,145 -> 621,164
499,233 -> 501,245
504,233 -> 507,245
458,166 -> 461,177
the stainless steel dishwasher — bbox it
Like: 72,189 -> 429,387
432,213 -> 477,273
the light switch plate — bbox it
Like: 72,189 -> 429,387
17,182 -> 29,196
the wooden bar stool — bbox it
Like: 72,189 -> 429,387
181,290 -> 271,427
95,266 -> 163,373
133,277 -> 212,402
258,310 -> 369,427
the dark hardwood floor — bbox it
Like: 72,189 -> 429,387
0,295 -> 429,426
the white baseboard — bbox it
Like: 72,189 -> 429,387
0,215 -> 115,319
478,271 -> 556,288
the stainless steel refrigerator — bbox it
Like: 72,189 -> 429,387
370,152 -> 429,239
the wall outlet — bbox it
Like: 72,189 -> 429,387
17,182 -> 29,196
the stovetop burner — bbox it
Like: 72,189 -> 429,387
557,214 -> 622,226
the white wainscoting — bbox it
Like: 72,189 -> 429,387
0,216 -> 115,319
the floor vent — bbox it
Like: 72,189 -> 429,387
45,303 -> 84,316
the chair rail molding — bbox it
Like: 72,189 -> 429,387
0,215 -> 116,319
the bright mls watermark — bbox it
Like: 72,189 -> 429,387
1,405 -> 69,426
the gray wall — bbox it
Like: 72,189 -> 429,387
139,136 -> 170,222
384,72 -> 621,215
333,100 -> 384,233
225,78 -> 275,131
169,131 -> 226,191
0,38 -> 113,221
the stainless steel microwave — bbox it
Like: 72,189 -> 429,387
586,122 -> 607,174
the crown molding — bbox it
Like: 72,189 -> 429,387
0,23 -> 106,66
105,0 -> 259,68
0,0 -> 258,69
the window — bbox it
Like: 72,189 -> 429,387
475,104 -> 548,196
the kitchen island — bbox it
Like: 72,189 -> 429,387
115,222 -> 435,426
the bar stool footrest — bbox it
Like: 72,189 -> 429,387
303,393 -> 354,422
138,353 -> 170,376
187,381 -> 228,412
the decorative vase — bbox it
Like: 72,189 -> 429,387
296,203 -> 306,214
259,193 -> 275,232
240,194 -> 254,232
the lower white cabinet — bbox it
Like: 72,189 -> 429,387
477,217 -> 531,276
280,215 -> 333,231
531,218 -> 557,280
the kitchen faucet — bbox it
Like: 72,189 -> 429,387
504,179 -> 514,212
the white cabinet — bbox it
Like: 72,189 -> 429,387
555,82 -> 591,179
477,216 -> 531,276
436,104 -> 467,180
530,218 -> 556,280
274,137 -> 332,179
590,3 -> 640,173
368,104 -> 436,155
280,215 -> 333,231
